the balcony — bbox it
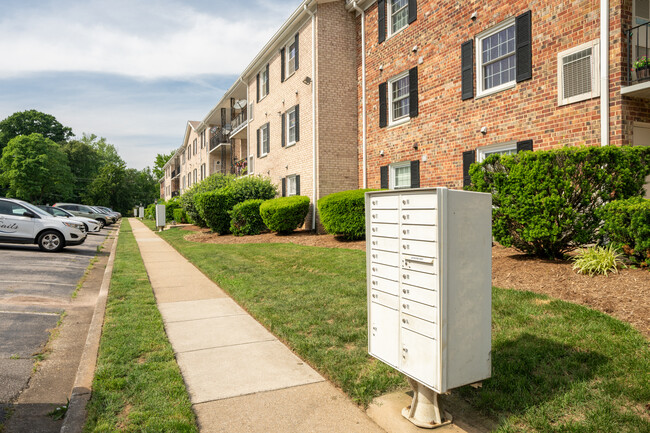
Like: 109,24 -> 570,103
210,127 -> 229,151
623,21 -> 650,98
231,107 -> 247,132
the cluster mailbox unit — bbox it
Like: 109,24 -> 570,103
365,187 -> 492,428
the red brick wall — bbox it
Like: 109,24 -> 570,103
357,0 -> 650,189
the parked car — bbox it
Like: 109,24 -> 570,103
53,203 -> 112,228
0,198 -> 87,252
96,206 -> 121,220
88,206 -> 118,224
37,205 -> 102,233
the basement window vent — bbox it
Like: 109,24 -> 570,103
558,40 -> 599,106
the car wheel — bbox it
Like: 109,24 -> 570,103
38,230 -> 65,252
96,219 -> 105,229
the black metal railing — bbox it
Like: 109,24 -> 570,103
171,190 -> 179,197
210,127 -> 229,151
231,107 -> 248,131
627,21 -> 650,85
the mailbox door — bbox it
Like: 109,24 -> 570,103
369,302 -> 399,367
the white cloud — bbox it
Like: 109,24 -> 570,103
0,0 -> 295,79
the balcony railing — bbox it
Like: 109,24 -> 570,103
210,127 -> 229,151
231,107 -> 248,131
627,21 -> 650,86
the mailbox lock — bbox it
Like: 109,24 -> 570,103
402,347 -> 408,353
402,289 -> 409,294
403,229 -> 408,235
402,214 -> 409,220
372,254 -> 377,259
372,241 -> 377,245
402,199 -> 409,205
402,318 -> 409,324
372,267 -> 377,272
372,200 -> 377,205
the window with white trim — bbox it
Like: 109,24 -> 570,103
259,124 -> 269,157
260,67 -> 269,99
286,40 -> 297,77
389,72 -> 409,125
193,169 -> 197,184
390,161 -> 411,189
476,141 -> 517,162
287,106 -> 297,146
476,18 -> 516,97
558,40 -> 600,106
287,174 -> 297,196
389,0 -> 408,37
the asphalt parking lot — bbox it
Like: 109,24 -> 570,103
0,226 -> 113,423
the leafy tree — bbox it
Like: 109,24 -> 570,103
127,167 -> 159,210
79,133 -> 124,166
153,151 -> 175,180
61,139 -> 102,202
0,133 -> 74,203
0,110 -> 74,154
85,161 -> 128,211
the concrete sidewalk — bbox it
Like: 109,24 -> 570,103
130,219 -> 384,433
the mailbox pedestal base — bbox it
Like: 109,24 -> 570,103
401,378 -> 452,429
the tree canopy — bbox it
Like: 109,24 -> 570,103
153,151 -> 175,180
0,110 -> 74,154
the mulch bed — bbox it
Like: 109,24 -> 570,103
180,226 -> 650,339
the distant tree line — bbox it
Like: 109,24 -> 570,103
0,109 -> 159,214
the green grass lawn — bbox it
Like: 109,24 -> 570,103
84,220 -> 197,432
150,224 -> 649,432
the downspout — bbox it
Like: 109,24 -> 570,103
240,77 -> 249,175
600,0 -> 609,146
352,1 -> 367,188
304,2 -> 317,230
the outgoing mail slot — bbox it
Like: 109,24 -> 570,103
371,289 -> 399,309
370,195 -> 399,209
401,269 -> 439,291
401,209 -> 437,225
370,276 -> 399,296
401,284 -> 438,307
401,239 -> 436,258
370,223 -> 399,238
401,225 -> 437,242
401,193 -> 437,209
370,263 -> 399,281
402,257 -> 437,274
371,236 -> 399,251
371,209 -> 399,223
371,249 -> 399,267
401,299 -> 437,322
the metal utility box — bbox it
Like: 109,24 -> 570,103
365,188 -> 492,394
155,204 -> 166,228
139,206 -> 145,219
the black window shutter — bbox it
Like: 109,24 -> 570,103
280,48 -> 286,82
378,0 -> 386,44
265,63 -> 270,95
256,73 -> 260,102
294,33 -> 300,70
461,40 -> 474,100
516,10 -> 532,83
410,160 -> 420,188
408,0 -> 417,24
379,82 -> 388,128
516,139 -> 533,152
409,67 -> 419,118
257,128 -> 260,157
281,177 -> 286,197
380,165 -> 389,189
462,150 -> 476,187
295,175 -> 300,195
294,105 -> 300,142
281,113 -> 286,147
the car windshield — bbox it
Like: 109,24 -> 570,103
51,207 -> 73,217
18,201 -> 53,218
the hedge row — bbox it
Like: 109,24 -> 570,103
598,196 -> 650,266
318,189 -> 377,240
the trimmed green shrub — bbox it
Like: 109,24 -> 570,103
318,189 -> 378,240
180,173 -> 235,226
572,245 -> 625,276
173,208 -> 186,223
598,196 -> 650,267
229,199 -> 266,236
144,203 -> 156,219
164,197 -> 181,222
260,196 -> 310,234
194,191 -> 235,234
223,175 -> 277,203
469,145 -> 650,258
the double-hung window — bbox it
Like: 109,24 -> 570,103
476,18 -> 516,97
390,161 -> 411,189
287,106 -> 297,146
389,72 -> 410,125
476,141 -> 517,162
260,66 -> 269,100
389,0 -> 408,36
287,175 -> 297,196
286,40 -> 297,77
258,123 -> 270,157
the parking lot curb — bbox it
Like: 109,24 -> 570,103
60,226 -> 120,433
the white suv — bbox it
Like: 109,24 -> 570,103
0,198 -> 87,252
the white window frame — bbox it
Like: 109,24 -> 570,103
388,71 -> 410,126
387,0 -> 409,39
259,124 -> 269,157
287,174 -> 297,196
286,106 -> 297,147
260,66 -> 269,100
285,39 -> 297,78
557,40 -> 600,106
389,161 -> 411,190
476,141 -> 517,162
475,17 -> 517,98
248,155 -> 254,174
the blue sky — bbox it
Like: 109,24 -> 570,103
0,0 -> 297,169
